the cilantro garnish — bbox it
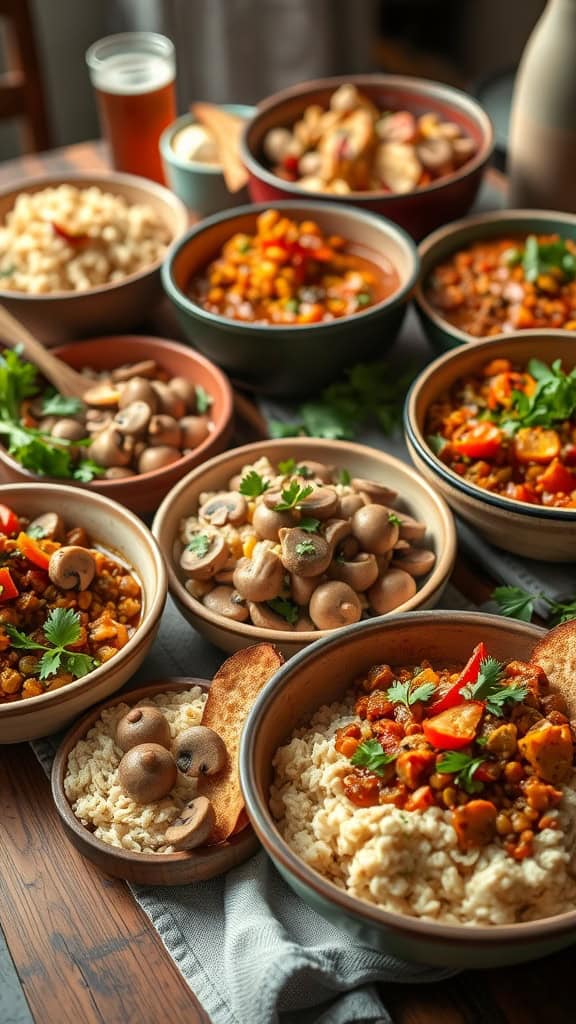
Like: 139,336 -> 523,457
239,470 -> 270,498
4,608 -> 97,681
195,385 -> 213,414
388,512 -> 401,526
267,597 -> 299,624
73,459 -> 105,483
498,358 -> 576,434
350,739 -> 396,775
298,516 -> 321,533
387,679 -> 436,709
521,234 -> 576,284
493,584 -> 576,626
427,434 -> 448,456
295,539 -> 316,557
272,480 -> 313,512
338,468 -> 351,485
461,656 -> 528,717
356,292 -> 372,308
187,533 -> 211,558
436,751 -> 485,794
277,458 -> 296,475
41,392 -> 84,417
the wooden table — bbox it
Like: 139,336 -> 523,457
0,143 -> 572,1024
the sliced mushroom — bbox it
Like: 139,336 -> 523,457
180,532 -> 228,579
202,585 -> 249,622
393,547 -> 436,578
180,415 -> 210,449
352,504 -> 399,554
88,425 -> 131,468
113,401 -> 152,436
297,486 -> 339,520
83,382 -> 122,407
173,725 -> 227,776
367,568 -> 417,614
337,493 -> 364,519
48,545 -> 96,590
148,414 -> 182,448
168,376 -> 198,409
233,546 -> 284,601
279,527 -> 331,577
199,492 -> 247,527
248,601 -> 294,630
351,478 -> 397,505
52,419 -> 87,442
330,552 -> 379,591
118,377 -> 159,413
252,503 -> 294,542
165,796 -> 215,850
151,381 -> 186,419
213,568 -> 235,584
337,536 -> 360,560
309,581 -> 362,630
290,573 -> 319,605
112,359 -> 158,382
104,466 -> 136,479
27,512 -> 64,541
116,706 -> 171,752
85,409 -> 114,434
323,518 -> 351,550
396,513 -> 427,543
294,460 -> 334,483
118,743 -> 177,803
138,446 -> 181,473
452,136 -> 477,167
416,138 -> 453,174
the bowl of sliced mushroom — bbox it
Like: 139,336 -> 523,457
152,438 -> 457,657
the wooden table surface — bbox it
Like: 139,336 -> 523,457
0,143 -> 573,1024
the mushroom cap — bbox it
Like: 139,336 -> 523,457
180,415 -> 210,449
202,585 -> 249,622
396,513 -> 427,543
118,743 -> 178,803
113,401 -> 152,436
367,568 -> 417,614
165,796 -> 215,850
168,376 -> 198,410
27,512 -> 64,541
118,377 -> 158,413
173,725 -> 227,777
338,493 -> 364,519
352,504 -> 399,554
199,491 -> 247,527
330,552 -> 379,591
297,486 -> 339,521
290,572 -> 319,605
248,601 -> 294,630
151,380 -> 186,419
323,518 -> 352,550
48,545 -> 96,591
88,425 -> 132,468
351,478 -> 397,505
279,527 -> 332,578
51,418 -> 87,442
293,460 -> 334,483
115,706 -> 171,752
180,532 -> 228,579
233,546 -> 284,602
392,547 -> 436,578
104,466 -> 136,479
309,580 -> 362,630
111,359 -> 158,383
251,503 -> 294,542
138,445 -> 181,474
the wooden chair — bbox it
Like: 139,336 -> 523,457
0,0 -> 51,153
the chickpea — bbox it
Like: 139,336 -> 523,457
511,811 -> 531,833
504,761 -> 524,784
442,787 -> 458,808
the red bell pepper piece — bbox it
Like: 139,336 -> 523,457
16,531 -> 51,570
430,642 -> 488,713
0,567 -> 18,601
537,460 -> 575,495
51,221 -> 88,245
0,503 -> 20,537
422,701 -> 484,751
453,422 -> 502,459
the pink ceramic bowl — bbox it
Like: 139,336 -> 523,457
241,74 -> 494,240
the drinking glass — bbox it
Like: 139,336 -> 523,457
86,32 -> 177,184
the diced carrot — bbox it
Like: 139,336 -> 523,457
513,427 -> 561,465
537,460 -> 576,494
453,422 -> 502,459
16,532 -> 50,570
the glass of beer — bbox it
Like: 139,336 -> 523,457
86,32 -> 177,184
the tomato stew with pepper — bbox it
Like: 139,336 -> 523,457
0,506 -> 141,703
187,209 -> 399,325
426,234 -> 576,337
335,644 -> 574,860
425,357 -> 576,508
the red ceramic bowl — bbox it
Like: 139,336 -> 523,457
241,74 -> 494,240
0,335 -> 234,517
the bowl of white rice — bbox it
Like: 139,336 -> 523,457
0,172 -> 188,344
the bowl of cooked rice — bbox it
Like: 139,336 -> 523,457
0,172 -> 188,344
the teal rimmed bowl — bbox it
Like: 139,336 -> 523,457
415,208 -> 576,353
161,200 -> 419,397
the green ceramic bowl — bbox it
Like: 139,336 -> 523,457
415,209 -> 576,353
161,200 -> 419,397
160,105 -> 255,218
237,609 -> 576,970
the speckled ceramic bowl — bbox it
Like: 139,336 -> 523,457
404,333 -> 576,560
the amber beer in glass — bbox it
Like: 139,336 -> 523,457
86,32 -> 176,184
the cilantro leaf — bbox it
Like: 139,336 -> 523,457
4,607 -> 96,682
273,480 -> 313,512
64,651 -> 98,678
73,459 -> 105,483
41,392 -> 84,417
387,679 -> 436,708
239,470 -> 270,498
427,434 -> 447,456
38,647 -> 62,680
295,539 -> 316,556
187,533 -> 211,558
492,586 -> 535,623
485,685 -> 528,717
298,516 -> 321,533
388,512 -> 401,526
267,597 -> 299,624
268,420 -> 306,439
195,385 -> 213,414
277,458 -> 296,475
461,657 -> 504,699
350,739 -> 396,775
437,751 -> 485,794
43,607 -> 82,649
3,624 -> 45,650
338,468 -> 351,485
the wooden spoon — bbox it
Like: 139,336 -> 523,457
0,305 -> 91,402
191,103 -> 249,193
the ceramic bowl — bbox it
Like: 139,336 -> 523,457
51,679 -> 258,884
160,106 -> 255,217
162,200 -> 419,396
415,209 -> 576,352
236,609 -> 576,969
241,74 -> 494,240
0,171 -> 188,345
0,335 -> 234,517
404,333 -> 576,560
0,484 -> 167,743
151,437 -> 456,659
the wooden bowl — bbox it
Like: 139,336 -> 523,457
0,172 -> 188,345
415,209 -> 576,352
237,610 -> 576,970
151,438 -> 457,658
0,484 -> 167,743
404,333 -> 576,560
241,75 -> 494,240
0,335 -> 234,517
51,679 -> 258,885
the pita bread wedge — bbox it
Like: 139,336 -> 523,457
200,643 -> 284,844
531,619 -> 576,722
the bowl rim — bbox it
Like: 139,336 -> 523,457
160,107 -> 257,176
162,198 -> 419,333
403,332 -> 576,521
152,436 -> 457,644
0,483 -> 167,718
0,170 -> 189,301
236,608 -> 576,946
51,677 -> 255,865
414,207 -> 576,344
240,73 -> 494,203
0,334 -> 234,491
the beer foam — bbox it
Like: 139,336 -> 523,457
90,53 -> 173,96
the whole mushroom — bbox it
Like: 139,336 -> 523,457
48,546 -> 96,591
168,376 -> 198,408
165,796 -> 215,850
297,486 -> 339,521
116,706 -> 171,752
180,415 -> 210,449
173,725 -> 227,776
117,377 -> 158,413
51,419 -> 87,442
251,503 -> 294,542
330,552 -> 379,591
393,547 -> 436,578
248,601 -> 294,630
233,545 -> 284,602
202,585 -> 249,622
367,568 -> 417,614
88,425 -> 132,468
152,381 -> 186,419
352,504 -> 399,554
118,743 -> 178,803
279,527 -> 331,578
27,512 -> 64,541
309,581 -> 362,630
351,478 -> 397,505
199,492 -> 247,527
148,414 -> 182,448
113,401 -> 152,436
138,446 -> 181,473
180,532 -> 228,579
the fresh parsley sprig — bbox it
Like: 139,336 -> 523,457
493,585 -> 576,626
187,533 -> 211,558
460,656 -> 528,717
436,751 -> 485,794
350,738 -> 397,775
195,385 -> 213,414
298,517 -> 321,533
239,470 -> 270,498
498,357 -> 576,434
267,597 -> 299,624
295,539 -> 316,557
386,679 -> 436,709
272,480 -> 313,512
4,608 -> 97,681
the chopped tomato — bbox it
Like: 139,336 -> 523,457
453,422 -> 502,459
506,482 -> 539,503
563,444 -> 576,467
537,459 -> 575,494
423,701 -> 484,750
513,427 -> 561,465
0,567 -> 18,601
51,221 -> 88,245
482,358 -> 512,377
0,504 -> 20,537
430,642 -> 487,713
404,784 -> 435,811
16,531 -> 51,570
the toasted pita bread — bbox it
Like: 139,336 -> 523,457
531,619 -> 576,722
191,102 -> 248,192
200,643 -> 284,844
